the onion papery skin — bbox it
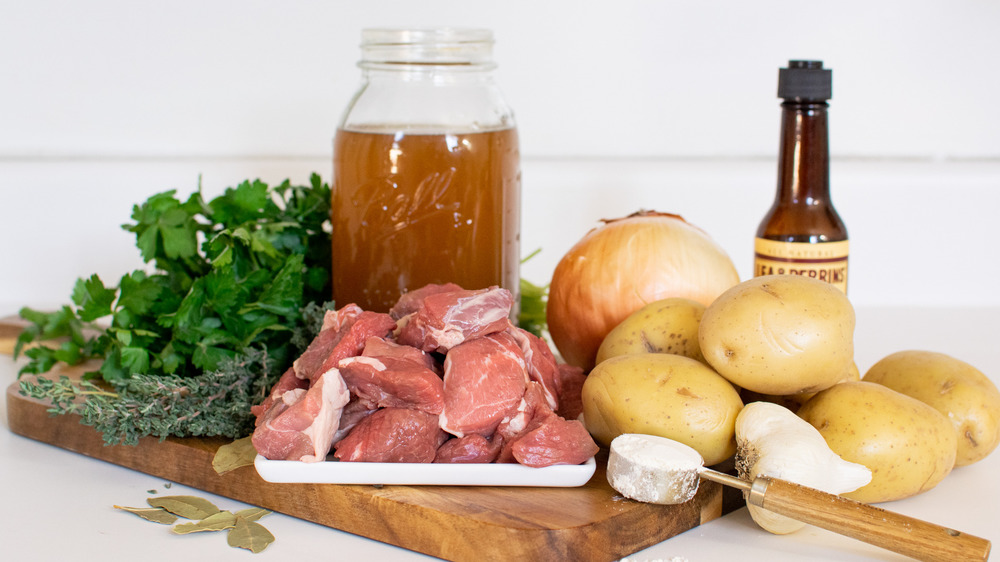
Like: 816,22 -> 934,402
546,211 -> 740,372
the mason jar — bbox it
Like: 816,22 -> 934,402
332,28 -> 521,313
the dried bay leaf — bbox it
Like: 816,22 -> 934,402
234,507 -> 271,523
227,518 -> 275,553
121,493 -> 276,553
148,495 -> 221,520
213,436 -> 257,475
173,510 -> 238,534
114,505 -> 179,525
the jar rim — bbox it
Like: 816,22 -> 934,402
360,27 -> 495,67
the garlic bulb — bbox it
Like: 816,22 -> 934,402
735,401 -> 872,534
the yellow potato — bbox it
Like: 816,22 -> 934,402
581,352 -> 743,465
595,298 -> 706,365
798,381 -> 957,503
699,275 -> 855,396
863,350 -> 1000,466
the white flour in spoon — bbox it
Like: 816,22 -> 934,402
607,434 -> 704,505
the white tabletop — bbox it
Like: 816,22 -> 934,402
2,306 -> 998,561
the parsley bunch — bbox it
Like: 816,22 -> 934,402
15,174 -> 333,443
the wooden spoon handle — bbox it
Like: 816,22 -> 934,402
752,477 -> 991,562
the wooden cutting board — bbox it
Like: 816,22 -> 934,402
2,320 -> 724,562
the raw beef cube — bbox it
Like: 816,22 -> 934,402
321,304 -> 362,332
334,407 -> 448,463
554,363 -> 587,421
292,304 -> 363,381
439,332 -> 528,438
507,326 -> 561,410
251,366 -> 308,426
389,282 -> 464,320
396,286 -> 514,353
495,381 -> 556,464
338,355 -> 445,415
331,396 -> 378,445
509,411 -> 599,468
494,380 -> 597,467
305,310 -> 397,383
433,434 -> 500,464
251,368 -> 351,462
496,381 -> 552,443
362,336 -> 439,373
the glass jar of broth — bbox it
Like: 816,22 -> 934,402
332,28 -> 521,313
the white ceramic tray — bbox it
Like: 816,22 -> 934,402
254,455 -> 597,487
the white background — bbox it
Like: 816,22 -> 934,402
2,0 -> 999,314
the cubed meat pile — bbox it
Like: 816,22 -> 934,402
251,284 -> 598,468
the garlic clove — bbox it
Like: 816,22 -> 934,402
736,401 -> 872,535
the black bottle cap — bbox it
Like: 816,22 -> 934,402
778,60 -> 832,102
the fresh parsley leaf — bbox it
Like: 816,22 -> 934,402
208,179 -> 271,227
71,274 -> 118,322
252,253 -> 304,318
126,190 -> 201,264
116,271 -> 163,317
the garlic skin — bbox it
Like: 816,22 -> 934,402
735,401 -> 872,534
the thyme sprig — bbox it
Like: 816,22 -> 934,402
19,349 -> 278,445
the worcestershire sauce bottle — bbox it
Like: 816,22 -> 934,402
754,60 -> 848,293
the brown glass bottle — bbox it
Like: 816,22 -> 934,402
754,60 -> 848,293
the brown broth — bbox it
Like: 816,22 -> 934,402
332,127 -> 520,313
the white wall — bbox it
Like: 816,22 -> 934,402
2,1 -> 999,315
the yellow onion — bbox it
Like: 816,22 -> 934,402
547,211 -> 740,371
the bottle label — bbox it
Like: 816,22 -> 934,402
754,238 -> 849,294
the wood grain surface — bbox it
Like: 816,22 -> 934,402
2,318 -> 724,561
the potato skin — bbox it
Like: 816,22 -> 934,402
863,350 -> 1000,466
595,298 -> 706,365
741,361 -> 860,412
797,381 -> 957,503
699,275 -> 855,396
581,352 -> 743,465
